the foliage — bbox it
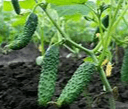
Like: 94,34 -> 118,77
46,0 -> 87,5
1,0 -> 95,46
51,1 -> 95,18
3,0 -> 35,11
2,0 -> 128,109
0,16 -> 9,44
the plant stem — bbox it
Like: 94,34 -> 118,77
93,40 -> 102,53
40,6 -> 94,56
98,17 -> 104,47
63,44 -> 76,54
112,35 -> 124,44
66,38 -> 93,56
95,2 -> 128,108
98,67 -> 112,91
40,4 -> 115,109
92,52 -> 115,109
40,27 -> 45,55
112,3 -> 128,30
96,0 -> 125,65
110,0 -> 122,27
98,67 -> 115,109
84,3 -> 97,16
41,9 -> 69,39
32,2 -> 43,13
102,0 -> 128,55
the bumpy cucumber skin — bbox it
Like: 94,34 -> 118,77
38,45 -> 59,106
121,48 -> 128,82
8,13 -> 38,50
11,0 -> 20,14
57,62 -> 95,107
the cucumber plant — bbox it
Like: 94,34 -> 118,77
3,0 -> 128,109
11,0 -> 20,14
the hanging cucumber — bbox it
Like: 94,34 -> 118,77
95,15 -> 109,35
11,0 -> 21,14
93,15 -> 109,42
121,48 -> 128,82
6,13 -> 38,50
38,45 -> 59,106
57,62 -> 95,107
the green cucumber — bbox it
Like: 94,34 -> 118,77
7,13 -> 38,50
38,45 -> 59,106
95,15 -> 109,34
121,48 -> 128,82
11,0 -> 21,14
57,62 -> 95,107
93,15 -> 109,42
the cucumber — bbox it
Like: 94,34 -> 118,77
7,13 -> 38,50
95,15 -> 109,34
93,15 -> 109,42
57,62 -> 95,107
38,45 -> 59,106
11,0 -> 21,14
121,48 -> 128,82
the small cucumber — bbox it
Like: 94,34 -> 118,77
11,0 -> 21,14
7,13 -> 38,50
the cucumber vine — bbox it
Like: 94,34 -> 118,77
3,0 -> 128,109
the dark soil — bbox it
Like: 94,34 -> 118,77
0,43 -> 128,109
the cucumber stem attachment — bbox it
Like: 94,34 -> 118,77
39,3 -> 115,109
32,2 -> 45,13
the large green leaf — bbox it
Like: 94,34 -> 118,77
46,0 -> 88,5
51,1 -> 96,18
3,0 -> 35,11
52,4 -> 89,17
11,12 -> 30,27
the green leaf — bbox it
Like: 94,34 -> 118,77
83,56 -> 93,62
52,4 -> 88,17
3,0 -> 35,11
46,0 -> 88,5
96,0 -> 110,6
0,36 -> 3,43
0,17 -> 10,39
12,12 -> 30,27
19,0 -> 35,9
3,1 -> 12,11
51,1 -> 96,18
